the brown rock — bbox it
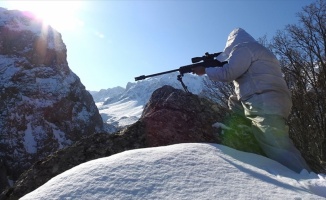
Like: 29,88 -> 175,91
141,85 -> 225,146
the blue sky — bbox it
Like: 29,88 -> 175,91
0,0 -> 316,91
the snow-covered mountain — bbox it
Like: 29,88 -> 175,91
91,72 -> 207,131
0,7 -> 103,185
89,86 -> 125,102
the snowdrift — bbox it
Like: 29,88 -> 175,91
21,143 -> 326,199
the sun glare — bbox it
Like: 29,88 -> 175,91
9,1 -> 84,31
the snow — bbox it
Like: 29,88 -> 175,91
98,100 -> 143,127
0,55 -> 20,87
74,106 -> 91,122
212,122 -> 233,130
23,123 -> 37,154
52,127 -> 71,149
20,143 -> 326,199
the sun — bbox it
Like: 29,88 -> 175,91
7,1 -> 84,31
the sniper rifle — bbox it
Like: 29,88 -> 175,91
134,52 -> 227,93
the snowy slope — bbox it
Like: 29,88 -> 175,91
21,143 -> 326,199
92,72 -> 206,130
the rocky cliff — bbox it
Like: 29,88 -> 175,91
0,7 -> 103,190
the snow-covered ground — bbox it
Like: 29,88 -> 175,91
21,143 -> 326,199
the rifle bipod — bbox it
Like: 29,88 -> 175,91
177,75 -> 190,93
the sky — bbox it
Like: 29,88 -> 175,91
20,143 -> 326,199
0,0 -> 317,91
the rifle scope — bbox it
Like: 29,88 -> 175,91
191,52 -> 221,63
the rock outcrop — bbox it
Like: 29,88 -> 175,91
0,7 -> 103,189
1,85 -> 228,200
141,85 -> 224,146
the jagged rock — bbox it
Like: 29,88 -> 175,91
0,7 -> 103,188
1,85 -> 228,200
141,85 -> 226,146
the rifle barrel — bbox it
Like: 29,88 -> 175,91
134,68 -> 180,81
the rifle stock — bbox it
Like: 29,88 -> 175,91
135,69 -> 179,81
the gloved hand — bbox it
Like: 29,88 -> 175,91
192,66 -> 206,76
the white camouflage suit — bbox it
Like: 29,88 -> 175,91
205,28 -> 311,173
